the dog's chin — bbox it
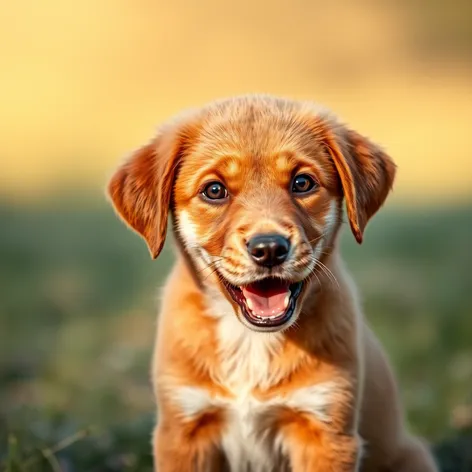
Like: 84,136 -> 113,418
221,276 -> 304,333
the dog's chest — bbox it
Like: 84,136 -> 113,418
219,383 -> 336,470
219,386 -> 283,472
176,316 -> 335,471
176,372 -> 335,472
175,370 -> 285,470
213,319 -> 285,470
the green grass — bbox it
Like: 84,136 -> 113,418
0,198 -> 471,470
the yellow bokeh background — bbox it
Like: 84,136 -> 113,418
1,4 -> 472,461
1,0 -> 471,203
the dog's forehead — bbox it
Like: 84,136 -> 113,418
189,97 -> 323,162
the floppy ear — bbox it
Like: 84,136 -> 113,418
107,119 -> 193,259
320,119 -> 396,243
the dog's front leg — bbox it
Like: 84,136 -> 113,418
281,413 -> 362,472
152,413 -> 227,472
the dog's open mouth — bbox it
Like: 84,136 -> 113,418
224,277 -> 303,328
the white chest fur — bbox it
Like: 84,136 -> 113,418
172,315 -> 336,472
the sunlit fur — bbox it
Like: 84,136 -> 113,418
108,95 -> 438,471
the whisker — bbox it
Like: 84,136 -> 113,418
318,247 -> 334,257
313,264 -> 338,291
202,265 -> 221,283
300,255 -> 326,292
312,266 -> 329,288
307,233 -> 326,245
306,266 -> 322,291
315,260 -> 340,289
195,258 -> 225,275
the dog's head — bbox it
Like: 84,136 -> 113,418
108,96 -> 395,332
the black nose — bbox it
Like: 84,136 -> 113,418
247,233 -> 291,267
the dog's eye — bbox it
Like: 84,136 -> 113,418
202,181 -> 228,201
292,174 -> 317,194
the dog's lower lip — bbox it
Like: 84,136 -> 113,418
223,277 -> 303,328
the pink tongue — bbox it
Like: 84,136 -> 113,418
242,280 -> 290,318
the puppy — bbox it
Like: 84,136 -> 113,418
107,95 -> 438,471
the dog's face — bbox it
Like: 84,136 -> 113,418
108,96 -> 396,332
172,108 -> 344,332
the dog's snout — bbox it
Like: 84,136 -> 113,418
247,233 -> 290,267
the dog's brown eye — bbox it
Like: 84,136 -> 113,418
292,174 -> 317,194
202,181 -> 228,201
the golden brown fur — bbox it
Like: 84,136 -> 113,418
108,95 -> 438,471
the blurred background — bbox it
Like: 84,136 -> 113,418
1,0 -> 471,470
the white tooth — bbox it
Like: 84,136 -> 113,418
246,298 -> 254,311
283,294 -> 290,308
